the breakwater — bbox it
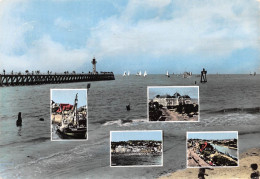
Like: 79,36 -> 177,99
0,72 -> 115,87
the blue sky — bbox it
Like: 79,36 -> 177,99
0,0 -> 259,74
188,132 -> 238,140
51,89 -> 87,107
111,131 -> 162,142
149,86 -> 198,99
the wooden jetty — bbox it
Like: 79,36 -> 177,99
0,72 -> 115,86
0,58 -> 115,87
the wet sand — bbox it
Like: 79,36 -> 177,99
159,148 -> 260,179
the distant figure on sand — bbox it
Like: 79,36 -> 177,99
251,163 -> 259,179
16,112 -> 22,126
198,168 -> 213,179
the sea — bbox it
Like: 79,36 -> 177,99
0,74 -> 260,179
210,144 -> 237,159
111,154 -> 162,166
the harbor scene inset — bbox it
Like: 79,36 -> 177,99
187,131 -> 238,168
51,89 -> 87,140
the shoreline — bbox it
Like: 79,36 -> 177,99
159,147 -> 260,179
111,153 -> 162,156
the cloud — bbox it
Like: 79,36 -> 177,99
86,0 -> 259,58
0,0 -> 31,55
0,0 -> 259,73
0,35 -> 89,72
54,17 -> 72,30
0,0 -> 90,72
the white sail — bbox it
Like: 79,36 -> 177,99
128,71 -> 130,76
166,71 -> 169,76
144,71 -> 147,77
139,71 -> 142,76
123,71 -> 127,76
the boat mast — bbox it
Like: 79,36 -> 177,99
71,93 -> 78,126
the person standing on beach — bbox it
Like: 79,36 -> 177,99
250,164 -> 259,179
198,168 -> 214,179
198,168 -> 207,179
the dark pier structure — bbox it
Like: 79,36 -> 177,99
200,68 -> 207,83
0,58 -> 115,87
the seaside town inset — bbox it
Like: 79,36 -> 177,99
148,86 -> 199,122
110,130 -> 163,167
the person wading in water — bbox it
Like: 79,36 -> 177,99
16,112 -> 22,126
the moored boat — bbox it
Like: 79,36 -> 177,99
56,93 -> 87,139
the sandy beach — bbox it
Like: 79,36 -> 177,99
159,148 -> 260,179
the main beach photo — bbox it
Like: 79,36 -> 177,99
0,0 -> 260,179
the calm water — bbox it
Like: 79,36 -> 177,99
111,154 -> 162,166
211,143 -> 238,159
0,74 -> 260,179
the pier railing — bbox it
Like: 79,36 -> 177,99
0,73 -> 115,86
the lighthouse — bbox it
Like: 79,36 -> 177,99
91,57 -> 97,74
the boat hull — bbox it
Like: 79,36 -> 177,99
57,127 -> 87,139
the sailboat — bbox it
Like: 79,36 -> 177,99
128,71 -> 130,76
144,71 -> 147,77
136,71 -> 142,76
123,71 -> 127,76
56,93 -> 87,139
166,71 -> 170,77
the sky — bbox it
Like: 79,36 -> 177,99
188,132 -> 238,140
111,131 -> 162,142
0,0 -> 259,74
51,89 -> 87,107
149,86 -> 198,99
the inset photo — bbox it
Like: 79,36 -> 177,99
51,89 -> 87,141
148,86 -> 199,122
187,131 -> 238,168
110,130 -> 163,167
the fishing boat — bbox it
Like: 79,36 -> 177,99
56,93 -> 87,139
166,71 -> 170,77
144,71 -> 147,77
183,71 -> 192,78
